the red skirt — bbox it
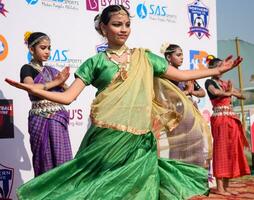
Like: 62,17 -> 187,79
211,115 -> 250,178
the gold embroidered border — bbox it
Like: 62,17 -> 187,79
90,114 -> 149,135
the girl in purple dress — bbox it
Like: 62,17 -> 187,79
20,32 -> 72,176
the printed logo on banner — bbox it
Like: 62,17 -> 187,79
68,108 -> 84,127
96,42 -> 108,53
86,0 -> 99,11
136,3 -> 148,19
0,35 -> 8,61
25,0 -> 80,11
25,0 -> 39,5
27,44 -> 82,69
136,2 -> 176,23
188,0 -> 210,39
0,164 -> 14,200
0,0 -> 8,16
86,0 -> 130,12
27,49 -> 68,63
189,50 -> 208,70
0,99 -> 14,139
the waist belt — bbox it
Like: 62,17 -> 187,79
30,100 -> 66,116
212,105 -> 235,117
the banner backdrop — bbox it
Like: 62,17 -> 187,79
0,0 -> 217,199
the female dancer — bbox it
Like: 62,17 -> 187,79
20,32 -> 72,176
158,43 -> 210,167
205,55 -> 250,195
162,43 -> 205,105
6,6 -> 242,200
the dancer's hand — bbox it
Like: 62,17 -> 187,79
185,81 -> 194,95
218,55 -> 243,74
226,80 -> 233,92
54,66 -> 70,86
5,78 -> 36,93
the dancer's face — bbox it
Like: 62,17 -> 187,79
102,12 -> 131,47
167,48 -> 183,68
30,39 -> 51,62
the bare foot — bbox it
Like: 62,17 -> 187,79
212,190 -> 231,196
226,190 -> 239,195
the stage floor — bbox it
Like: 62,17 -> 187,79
190,175 -> 254,200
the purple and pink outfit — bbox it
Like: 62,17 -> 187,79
20,64 -> 73,176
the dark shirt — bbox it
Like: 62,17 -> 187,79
20,64 -> 39,83
205,79 -> 220,100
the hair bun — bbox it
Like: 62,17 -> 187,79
160,42 -> 170,54
24,31 -> 32,45
94,14 -> 101,34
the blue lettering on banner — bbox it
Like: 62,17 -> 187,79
49,49 -> 68,62
25,0 -> 39,5
27,49 -> 69,62
136,2 -> 168,19
149,4 -> 166,16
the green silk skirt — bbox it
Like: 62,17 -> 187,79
17,125 -> 209,200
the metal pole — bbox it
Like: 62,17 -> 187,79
235,37 -> 246,130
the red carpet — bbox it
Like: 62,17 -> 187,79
190,176 -> 254,200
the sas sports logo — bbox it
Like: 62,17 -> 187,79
136,3 -> 148,19
136,2 -> 176,23
188,0 -> 210,39
0,35 -> 8,61
25,0 -> 39,5
136,2 -> 167,19
27,49 -> 69,63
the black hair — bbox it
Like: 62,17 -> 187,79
28,32 -> 49,47
94,5 -> 130,36
164,44 -> 181,60
208,58 -> 222,69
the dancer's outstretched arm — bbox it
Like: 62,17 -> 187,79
5,77 -> 85,105
163,55 -> 242,81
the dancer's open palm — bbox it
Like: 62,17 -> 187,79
218,55 -> 243,74
54,66 -> 70,86
5,78 -> 35,93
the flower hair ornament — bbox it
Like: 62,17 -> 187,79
206,55 -> 215,64
24,31 -> 32,46
160,42 -> 170,54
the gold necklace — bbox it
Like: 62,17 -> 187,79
106,48 -> 131,80
30,60 -> 43,73
106,45 -> 129,57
